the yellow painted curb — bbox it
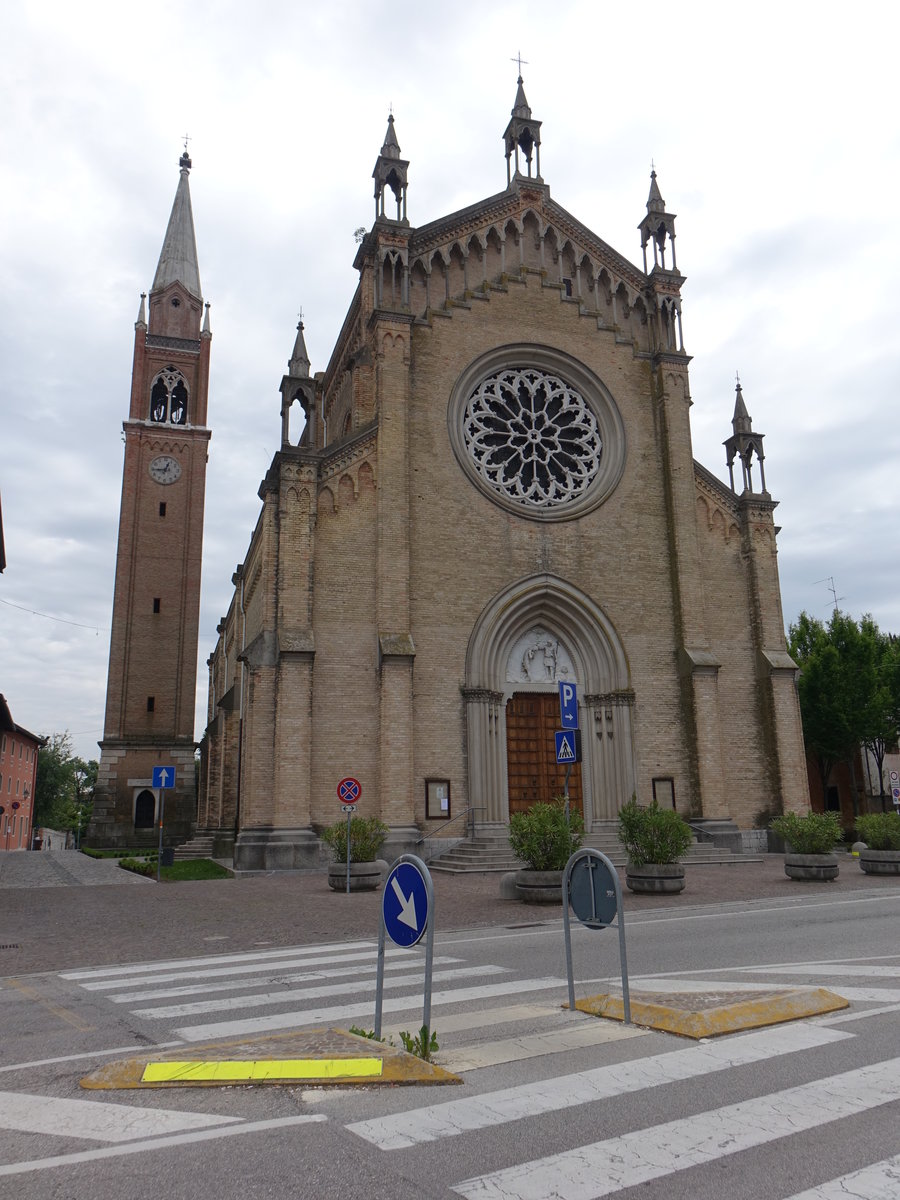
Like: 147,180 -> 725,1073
574,987 -> 849,1039
80,1027 -> 462,1089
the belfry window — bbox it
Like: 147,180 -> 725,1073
149,368 -> 189,425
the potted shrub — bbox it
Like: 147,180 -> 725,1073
321,815 -> 388,891
509,799 -> 584,903
769,810 -> 841,881
855,812 -> 900,875
618,798 -> 693,893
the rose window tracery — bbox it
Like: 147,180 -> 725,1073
462,367 -> 602,509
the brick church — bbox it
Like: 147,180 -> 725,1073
92,78 -> 811,864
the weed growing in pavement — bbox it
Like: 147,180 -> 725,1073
398,1025 -> 439,1061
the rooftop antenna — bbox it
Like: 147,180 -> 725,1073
813,576 -> 844,613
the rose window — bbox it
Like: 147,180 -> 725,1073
462,367 -> 602,509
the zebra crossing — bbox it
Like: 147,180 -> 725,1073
34,944 -> 900,1197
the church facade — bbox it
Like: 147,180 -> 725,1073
200,80 -> 810,871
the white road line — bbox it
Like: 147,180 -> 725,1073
60,940 -> 378,980
818,1002 -> 900,1024
379,1005 -> 559,1040
748,963 -> 900,979
0,1042 -> 184,1074
75,946 -> 430,991
0,1091 -> 241,1142
110,955 -> 462,1003
176,977 -> 567,1042
131,965 -> 510,1019
453,1055 -> 900,1200
346,1022 -> 850,1150
438,1021 -> 647,1073
782,1153 -> 900,1199
0,1115 -> 327,1178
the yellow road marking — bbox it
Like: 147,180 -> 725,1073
141,1058 -> 384,1083
7,978 -> 95,1032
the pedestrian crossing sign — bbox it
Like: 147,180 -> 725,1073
555,729 -> 582,764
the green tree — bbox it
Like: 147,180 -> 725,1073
789,611 -> 900,814
33,732 -> 98,836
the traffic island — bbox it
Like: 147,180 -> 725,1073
80,1027 -> 462,1090
571,986 -> 849,1039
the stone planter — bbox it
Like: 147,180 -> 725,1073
858,848 -> 900,876
515,869 -> 563,904
784,852 -> 839,881
625,863 -> 685,894
328,861 -> 382,892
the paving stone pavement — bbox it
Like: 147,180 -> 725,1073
0,849 -> 152,889
0,849 -> 896,976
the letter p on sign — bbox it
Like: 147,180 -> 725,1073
559,681 -> 578,729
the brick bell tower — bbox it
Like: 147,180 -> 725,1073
89,149 -> 211,847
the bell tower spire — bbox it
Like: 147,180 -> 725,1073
89,150 -> 213,850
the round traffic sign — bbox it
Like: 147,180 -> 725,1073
337,777 -> 361,805
383,861 -> 429,947
569,853 -> 618,930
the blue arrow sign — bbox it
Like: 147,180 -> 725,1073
383,861 -> 429,947
559,681 -> 578,729
152,765 -> 175,790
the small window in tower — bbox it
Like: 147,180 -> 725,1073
563,278 -> 573,297
153,598 -> 161,613
159,502 -> 167,517
147,696 -> 155,713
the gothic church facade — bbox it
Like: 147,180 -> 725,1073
200,80 -> 809,870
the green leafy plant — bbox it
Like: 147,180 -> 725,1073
855,812 -> 900,851
349,1025 -> 390,1043
398,1024 -> 439,1061
508,799 -> 585,871
770,810 -> 842,854
320,816 -> 388,863
617,798 -> 693,866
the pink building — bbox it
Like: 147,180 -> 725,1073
0,695 -> 43,851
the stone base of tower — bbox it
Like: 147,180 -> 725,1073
86,739 -> 197,849
233,827 -> 323,872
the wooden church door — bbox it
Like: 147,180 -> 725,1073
505,692 -> 583,817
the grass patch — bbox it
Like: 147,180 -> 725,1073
118,857 -> 232,881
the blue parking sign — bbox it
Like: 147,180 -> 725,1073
559,681 -> 578,729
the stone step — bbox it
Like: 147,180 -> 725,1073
173,837 -> 215,860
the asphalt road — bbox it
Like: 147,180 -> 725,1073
1,855 -> 899,1198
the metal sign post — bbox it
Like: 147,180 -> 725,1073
375,854 -> 434,1039
336,778 -> 362,894
151,765 -> 174,884
562,847 -> 631,1024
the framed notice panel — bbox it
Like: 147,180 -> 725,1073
425,779 -> 451,820
652,776 -> 676,810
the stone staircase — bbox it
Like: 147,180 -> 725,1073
172,835 -> 216,861
427,824 -> 760,874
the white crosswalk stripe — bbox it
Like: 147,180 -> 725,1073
452,1056 -> 900,1199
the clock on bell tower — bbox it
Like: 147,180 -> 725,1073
89,150 -> 211,847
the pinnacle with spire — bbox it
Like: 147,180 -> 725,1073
372,114 -> 409,223
151,149 -> 202,300
503,68 -> 542,185
289,320 -> 311,378
639,165 -> 678,274
732,375 -> 752,435
725,377 -> 768,495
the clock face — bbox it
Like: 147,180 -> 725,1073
149,454 -> 181,485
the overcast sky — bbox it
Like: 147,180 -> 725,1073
2,0 -> 898,763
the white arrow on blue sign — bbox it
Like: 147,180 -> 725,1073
383,861 -> 429,947
559,681 -> 578,729
152,765 -> 175,789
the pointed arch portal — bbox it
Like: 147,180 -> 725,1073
463,574 -> 636,827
